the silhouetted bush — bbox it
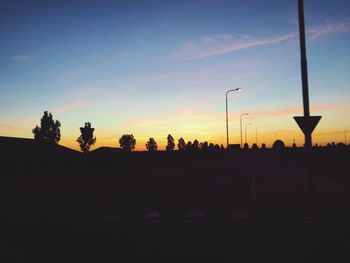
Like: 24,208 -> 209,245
119,134 -> 136,151
261,143 -> 267,150
32,111 -> 61,144
178,138 -> 186,151
77,122 -> 96,153
272,140 -> 285,150
243,143 -> 249,150
166,134 -> 175,151
252,143 -> 258,150
337,142 -> 346,149
146,137 -> 157,152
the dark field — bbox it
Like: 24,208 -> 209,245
1,141 -> 350,261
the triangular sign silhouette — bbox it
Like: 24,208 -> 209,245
294,116 -> 321,135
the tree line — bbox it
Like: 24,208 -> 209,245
32,111 -> 224,153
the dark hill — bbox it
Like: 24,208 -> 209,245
90,146 -> 122,155
0,136 -> 80,155
0,136 -> 81,176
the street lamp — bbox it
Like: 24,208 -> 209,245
245,123 -> 252,145
225,88 -> 242,147
255,127 -> 261,145
345,128 -> 348,145
240,113 -> 250,147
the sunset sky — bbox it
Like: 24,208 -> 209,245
0,0 -> 349,151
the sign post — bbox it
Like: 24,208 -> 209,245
294,0 -> 321,190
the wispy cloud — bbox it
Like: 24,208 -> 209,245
9,55 -> 32,62
0,123 -> 24,131
172,33 -> 297,60
172,19 -> 350,60
314,130 -> 348,136
53,100 -> 89,114
308,19 -> 350,39
255,103 -> 350,118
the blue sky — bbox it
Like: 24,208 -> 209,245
1,0 -> 349,150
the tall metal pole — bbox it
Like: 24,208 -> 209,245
240,113 -> 249,148
345,129 -> 347,145
245,123 -> 251,145
256,127 -> 260,145
240,115 -> 243,147
226,93 -> 229,147
225,88 -> 241,147
294,0 -> 321,191
298,0 -> 311,147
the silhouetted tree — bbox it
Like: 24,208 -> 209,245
186,141 -> 192,151
252,143 -> 258,150
200,141 -> 208,150
166,134 -> 175,151
220,144 -> 225,150
193,139 -> 199,150
261,143 -> 267,150
208,143 -> 214,150
178,138 -> 186,151
119,134 -> 136,151
77,122 -> 96,153
146,137 -> 158,152
214,144 -> 220,150
32,111 -> 61,144
243,143 -> 249,150
337,142 -> 346,148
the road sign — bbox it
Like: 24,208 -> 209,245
294,116 -> 321,135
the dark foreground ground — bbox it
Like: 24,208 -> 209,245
1,141 -> 350,261
3,218 -> 350,262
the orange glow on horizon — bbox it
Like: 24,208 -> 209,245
1,102 -> 349,152
59,128 -> 348,152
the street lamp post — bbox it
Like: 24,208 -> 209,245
240,113 -> 250,148
225,88 -> 241,147
345,128 -> 347,145
245,123 -> 252,145
255,127 -> 261,145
